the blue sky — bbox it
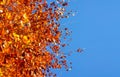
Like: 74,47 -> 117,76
56,0 -> 120,77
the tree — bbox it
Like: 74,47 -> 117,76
0,0 -> 71,77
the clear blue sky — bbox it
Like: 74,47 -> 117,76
56,0 -> 120,77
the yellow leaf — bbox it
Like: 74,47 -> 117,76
0,68 -> 3,77
13,33 -> 20,42
6,12 -> 11,19
23,13 -> 29,22
13,33 -> 19,38
23,35 -> 30,44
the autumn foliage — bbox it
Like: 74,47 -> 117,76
0,0 -> 71,77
